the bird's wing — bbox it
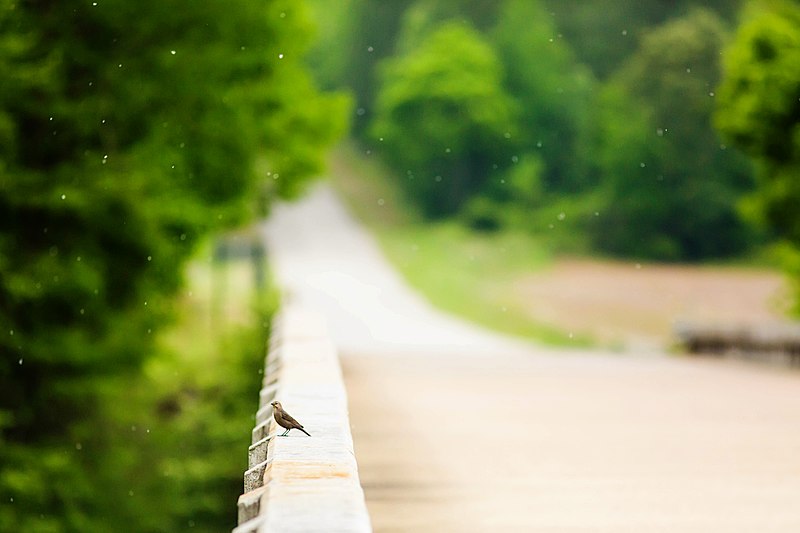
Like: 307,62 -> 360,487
281,411 -> 303,428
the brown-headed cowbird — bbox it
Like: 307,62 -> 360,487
271,401 -> 311,437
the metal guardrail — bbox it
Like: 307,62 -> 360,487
674,321 -> 800,366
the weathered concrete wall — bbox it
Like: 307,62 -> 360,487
233,304 -> 372,533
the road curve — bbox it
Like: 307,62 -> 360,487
262,183 -> 800,532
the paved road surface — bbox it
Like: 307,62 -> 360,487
262,184 -> 800,532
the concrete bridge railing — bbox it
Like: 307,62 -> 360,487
233,303 -> 372,532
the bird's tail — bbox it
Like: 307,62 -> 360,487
299,427 -> 311,437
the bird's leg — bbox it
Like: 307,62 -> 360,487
280,428 -> 290,437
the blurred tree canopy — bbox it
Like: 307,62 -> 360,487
306,0 -> 763,261
489,0 -> 594,194
542,0 -> 743,80
716,0 -> 800,242
716,0 -> 800,307
0,0 -> 346,530
371,20 -> 516,217
307,0 -> 414,133
593,9 -> 755,260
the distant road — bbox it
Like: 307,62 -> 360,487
262,183 -> 800,532
261,183 -> 528,357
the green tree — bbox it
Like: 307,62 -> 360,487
716,0 -> 800,242
542,0 -> 744,79
307,0 -> 415,133
0,0 -> 346,530
716,0 -> 800,308
592,9 -> 755,260
371,20 -> 517,217
489,0 -> 594,193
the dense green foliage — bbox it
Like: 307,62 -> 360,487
309,0 -> 757,262
490,0 -> 593,194
716,0 -> 800,306
716,0 -> 800,242
371,21 -> 516,216
541,0 -> 742,79
593,9 -> 755,260
0,0 -> 345,530
307,0 -> 414,133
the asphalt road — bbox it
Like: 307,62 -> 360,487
262,183 -> 800,532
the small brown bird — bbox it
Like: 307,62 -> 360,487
271,401 -> 311,437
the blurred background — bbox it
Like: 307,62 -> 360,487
2,0 -> 800,530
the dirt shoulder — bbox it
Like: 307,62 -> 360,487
515,258 -> 789,351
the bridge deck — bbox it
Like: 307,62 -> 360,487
343,351 -> 800,532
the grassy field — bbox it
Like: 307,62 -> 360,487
328,143 -> 590,346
